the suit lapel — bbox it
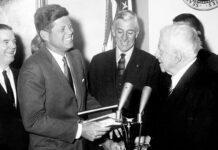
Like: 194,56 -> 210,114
43,47 -> 77,102
111,49 -> 120,99
125,48 -> 141,82
168,60 -> 198,100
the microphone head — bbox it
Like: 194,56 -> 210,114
118,82 -> 133,111
116,82 -> 133,121
139,86 -> 152,114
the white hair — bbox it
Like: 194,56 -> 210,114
160,23 -> 202,59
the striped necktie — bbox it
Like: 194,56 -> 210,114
62,56 -> 75,92
117,53 -> 126,76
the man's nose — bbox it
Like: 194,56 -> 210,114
9,41 -> 16,49
122,33 -> 128,41
65,25 -> 74,33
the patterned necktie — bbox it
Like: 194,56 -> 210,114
2,70 -> 14,105
118,53 -> 126,76
62,56 -> 75,92
168,77 -> 173,95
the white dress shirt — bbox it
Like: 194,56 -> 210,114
116,46 -> 134,68
47,49 -> 82,139
171,58 -> 197,90
0,67 -> 17,107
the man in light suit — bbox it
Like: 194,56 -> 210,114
17,4 -> 110,150
88,10 -> 161,150
0,24 -> 28,150
152,23 -> 218,150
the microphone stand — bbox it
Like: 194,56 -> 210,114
136,113 -> 150,150
116,110 -> 135,150
137,113 -> 143,150
126,118 -> 134,150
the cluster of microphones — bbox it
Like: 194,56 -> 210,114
115,82 -> 152,150
116,82 -> 152,124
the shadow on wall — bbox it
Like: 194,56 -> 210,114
70,17 -> 89,69
136,17 -> 145,49
70,17 -> 84,55
132,1 -> 145,50
11,34 -> 25,69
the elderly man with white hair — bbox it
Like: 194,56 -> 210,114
144,23 -> 218,150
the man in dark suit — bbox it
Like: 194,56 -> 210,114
88,10 -> 161,150
0,24 -> 28,150
17,4 -> 110,150
152,23 -> 218,150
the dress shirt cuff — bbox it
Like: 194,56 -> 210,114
75,123 -> 82,139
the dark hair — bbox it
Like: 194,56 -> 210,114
31,35 -> 42,54
0,24 -> 12,30
173,13 -> 205,42
34,4 -> 69,35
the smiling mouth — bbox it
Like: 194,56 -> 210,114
7,50 -> 16,55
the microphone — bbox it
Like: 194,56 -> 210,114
116,82 -> 133,121
137,86 -> 152,123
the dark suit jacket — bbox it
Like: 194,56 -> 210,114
198,49 -> 218,73
88,47 -> 161,132
152,59 -> 218,150
17,46 -> 100,150
0,68 -> 28,150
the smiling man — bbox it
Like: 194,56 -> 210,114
88,10 -> 161,150
17,4 -> 110,150
0,24 -> 28,150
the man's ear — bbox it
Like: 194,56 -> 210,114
174,51 -> 182,64
111,28 -> 115,37
39,30 -> 49,41
135,31 -> 139,39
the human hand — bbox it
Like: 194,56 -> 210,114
81,122 -> 110,141
102,139 -> 126,150
109,128 -> 123,139
134,136 -> 151,150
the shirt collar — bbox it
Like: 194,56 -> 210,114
47,47 -> 67,72
47,48 -> 65,61
116,46 -> 134,66
0,66 -> 10,73
171,58 -> 197,90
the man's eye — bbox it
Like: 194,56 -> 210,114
127,31 -> 134,35
4,41 -> 9,44
117,30 -> 123,34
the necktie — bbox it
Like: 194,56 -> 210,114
168,77 -> 173,95
62,56 -> 75,92
118,53 -> 126,76
2,70 -> 14,105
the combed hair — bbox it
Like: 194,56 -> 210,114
34,4 -> 68,35
173,13 -> 205,42
112,10 -> 139,32
160,23 -> 202,58
0,24 -> 12,30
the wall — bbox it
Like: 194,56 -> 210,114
149,0 -> 218,55
135,0 -> 149,52
0,0 -> 36,67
